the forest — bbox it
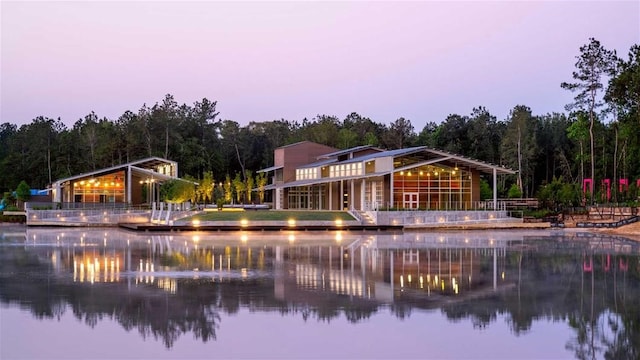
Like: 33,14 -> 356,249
1,38 -> 638,206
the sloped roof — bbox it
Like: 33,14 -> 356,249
338,146 -> 428,164
421,147 -> 516,175
257,165 -> 284,173
316,145 -> 381,159
331,146 -> 515,175
53,157 -> 178,184
297,158 -> 337,169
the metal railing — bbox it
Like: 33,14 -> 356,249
26,208 -> 151,225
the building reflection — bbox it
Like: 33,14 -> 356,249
15,227 -> 640,304
16,229 -> 561,306
2,227 -> 639,352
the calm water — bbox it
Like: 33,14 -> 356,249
1,226 -> 639,359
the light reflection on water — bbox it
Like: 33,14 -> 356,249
1,226 -> 639,359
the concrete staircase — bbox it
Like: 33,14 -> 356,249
358,211 -> 376,225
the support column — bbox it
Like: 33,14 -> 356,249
340,180 -> 344,210
493,168 -> 498,210
361,179 -> 366,211
390,173 -> 394,209
53,183 -> 62,203
350,180 -> 355,210
329,183 -> 333,210
126,166 -> 132,205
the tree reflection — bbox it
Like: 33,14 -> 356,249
0,235 -> 639,354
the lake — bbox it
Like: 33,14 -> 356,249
1,225 -> 638,359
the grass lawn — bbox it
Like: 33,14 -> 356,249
184,210 -> 355,222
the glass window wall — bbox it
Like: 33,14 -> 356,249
72,171 -> 126,203
392,165 -> 471,210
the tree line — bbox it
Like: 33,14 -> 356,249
1,38 -> 638,206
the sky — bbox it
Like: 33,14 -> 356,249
1,1 -> 639,130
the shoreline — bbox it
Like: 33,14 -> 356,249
3,218 -> 639,242
589,221 -> 640,242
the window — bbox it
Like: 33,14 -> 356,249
328,162 -> 362,178
296,168 -> 318,181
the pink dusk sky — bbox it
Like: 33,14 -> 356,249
1,1 -> 639,130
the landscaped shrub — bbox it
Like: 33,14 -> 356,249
524,209 -> 554,219
0,214 -> 26,223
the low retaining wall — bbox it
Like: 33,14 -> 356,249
371,210 -> 515,226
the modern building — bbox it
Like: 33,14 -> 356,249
51,157 -> 179,208
259,142 -> 516,211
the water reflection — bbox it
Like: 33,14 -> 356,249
1,227 -> 639,358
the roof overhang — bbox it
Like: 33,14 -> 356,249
394,157 -> 453,173
129,166 -> 175,183
423,148 -> 516,175
257,165 -> 284,173
53,157 -> 178,185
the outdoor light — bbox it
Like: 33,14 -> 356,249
241,234 -> 248,242
288,219 -> 296,227
335,232 -> 342,242
240,219 -> 248,227
334,219 -> 343,227
288,234 -> 295,242
192,219 -> 201,227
